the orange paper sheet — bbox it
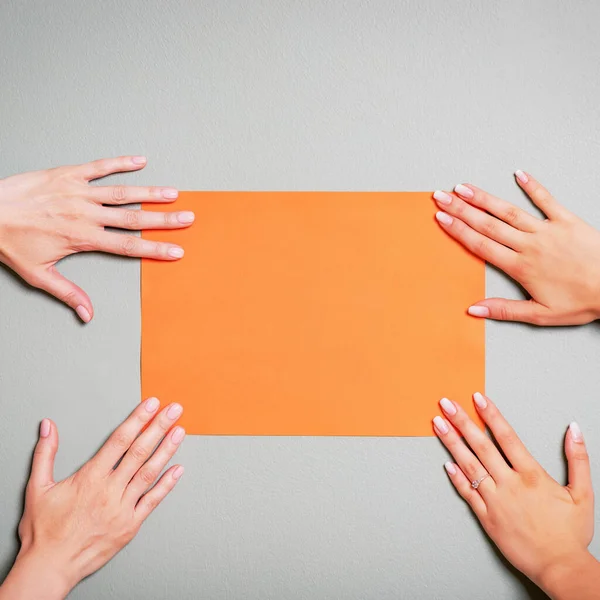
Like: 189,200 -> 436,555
142,192 -> 484,436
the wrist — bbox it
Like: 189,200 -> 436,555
538,550 -> 597,599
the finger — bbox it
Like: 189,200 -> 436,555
453,183 -> 540,233
565,422 -> 593,505
135,464 -> 185,522
92,185 -> 179,205
27,266 -> 94,323
77,156 -> 148,182
514,171 -> 571,221
90,397 -> 161,474
471,392 -> 540,473
28,419 -> 58,491
435,211 -> 519,275
92,232 -> 184,260
433,190 -> 525,250
467,299 -> 553,326
99,207 -> 195,231
123,425 -> 186,504
433,415 -> 495,498
113,403 -> 183,484
439,398 -> 510,481
444,462 -> 487,518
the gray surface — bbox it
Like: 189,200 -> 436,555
1,0 -> 600,598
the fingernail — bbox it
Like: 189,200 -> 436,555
454,184 -> 474,199
473,392 -> 487,409
569,421 -> 583,443
167,403 -> 183,420
132,156 -> 147,165
40,419 -> 51,438
177,211 -> 195,224
76,305 -> 91,323
433,416 -> 449,435
145,397 -> 160,412
435,211 -> 453,226
515,170 -> 528,184
171,426 -> 186,444
444,462 -> 457,475
433,190 -> 452,206
173,465 -> 185,480
440,397 -> 457,416
162,188 -> 179,199
468,306 -> 490,318
168,247 -> 185,259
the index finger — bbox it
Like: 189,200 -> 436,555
76,155 -> 148,181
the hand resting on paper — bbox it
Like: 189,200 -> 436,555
0,398 -> 185,600
433,394 -> 600,599
0,156 -> 195,323
433,172 -> 600,325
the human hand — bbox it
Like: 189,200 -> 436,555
433,172 -> 600,325
0,398 -> 185,599
433,394 -> 597,598
0,156 -> 194,322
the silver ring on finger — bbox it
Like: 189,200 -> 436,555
471,473 -> 490,490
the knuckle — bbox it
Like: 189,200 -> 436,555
480,219 -> 497,239
520,469 -> 541,488
495,429 -> 516,448
110,431 -> 132,452
462,461 -> 480,480
124,210 -> 141,229
138,468 -> 157,485
474,238 -> 490,257
502,207 -> 520,225
61,290 -> 78,306
111,185 -> 128,203
497,305 -> 514,322
129,444 -> 150,462
453,201 -> 466,217
121,236 -> 138,256
571,450 -> 590,463
163,212 -> 174,226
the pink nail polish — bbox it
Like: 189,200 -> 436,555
177,211 -> 195,224
515,170 -> 528,184
433,190 -> 452,205
435,211 -> 453,226
76,306 -> 91,323
433,416 -> 449,435
473,392 -> 487,410
440,397 -> 457,416
454,184 -> 474,199
145,397 -> 160,412
569,421 -> 583,443
162,188 -> 179,199
444,462 -> 457,475
173,465 -> 185,480
40,419 -> 51,438
132,156 -> 147,165
468,306 -> 490,318
167,403 -> 183,420
171,426 -> 186,444
168,247 -> 185,259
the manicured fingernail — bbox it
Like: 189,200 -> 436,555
433,190 -> 452,205
433,416 -> 449,435
440,397 -> 457,416
177,211 -> 195,224
473,392 -> 487,409
132,156 -> 147,165
569,421 -> 583,443
168,247 -> 185,259
162,188 -> 179,199
173,465 -> 185,480
515,170 -> 528,184
145,397 -> 160,412
167,403 -> 183,420
454,184 -> 474,199
40,419 -> 51,438
444,462 -> 457,475
75,305 -> 91,323
435,211 -> 453,226
468,306 -> 490,318
171,426 -> 186,444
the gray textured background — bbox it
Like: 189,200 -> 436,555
1,1 -> 600,598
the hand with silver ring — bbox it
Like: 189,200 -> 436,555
433,394 -> 599,599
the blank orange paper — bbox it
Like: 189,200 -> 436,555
142,192 -> 484,436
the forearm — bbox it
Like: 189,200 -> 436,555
539,551 -> 600,600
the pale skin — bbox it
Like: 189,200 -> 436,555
433,394 -> 600,599
433,171 -> 600,325
0,156 -> 194,323
0,397 -> 185,600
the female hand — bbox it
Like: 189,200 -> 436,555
0,397 -> 185,600
433,394 -> 599,599
0,156 -> 195,323
433,172 -> 600,325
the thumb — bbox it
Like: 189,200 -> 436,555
467,298 -> 552,325
29,419 -> 59,490
28,266 -> 94,323
566,422 -> 593,504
